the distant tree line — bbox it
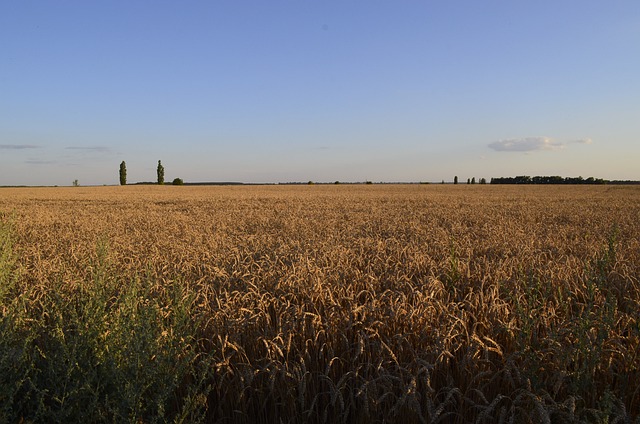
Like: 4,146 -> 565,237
490,176 -> 607,185
608,180 -> 640,185
453,176 -> 486,185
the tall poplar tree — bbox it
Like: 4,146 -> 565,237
119,161 -> 127,185
157,160 -> 165,185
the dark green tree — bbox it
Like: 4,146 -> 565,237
119,161 -> 127,185
471,177 -> 476,184
454,176 -> 458,184
157,160 -> 164,185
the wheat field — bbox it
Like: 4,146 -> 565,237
1,184 -> 639,423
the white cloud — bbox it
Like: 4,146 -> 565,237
488,137 -> 563,152
489,137 -> 594,152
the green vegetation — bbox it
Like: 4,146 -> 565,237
0,225 -> 210,422
172,178 -> 184,186
157,160 -> 165,185
120,161 -> 127,185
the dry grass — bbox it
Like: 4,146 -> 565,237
1,184 -> 639,422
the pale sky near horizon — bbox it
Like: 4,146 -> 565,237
1,1 -> 638,185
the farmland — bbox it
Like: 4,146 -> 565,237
1,184 -> 639,423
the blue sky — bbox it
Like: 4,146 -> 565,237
1,1 -> 638,185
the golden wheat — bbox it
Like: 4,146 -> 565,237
0,184 -> 638,422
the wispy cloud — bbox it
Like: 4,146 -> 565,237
0,144 -> 40,150
66,146 -> 111,153
25,159 -> 57,165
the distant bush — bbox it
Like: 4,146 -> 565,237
172,178 -> 184,186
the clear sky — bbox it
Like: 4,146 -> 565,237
1,1 -> 639,185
